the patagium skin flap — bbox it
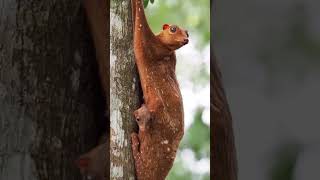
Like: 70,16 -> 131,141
131,0 -> 189,179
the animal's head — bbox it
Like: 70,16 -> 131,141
158,24 -> 189,50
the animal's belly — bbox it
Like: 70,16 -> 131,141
141,72 -> 184,137
146,90 -> 184,138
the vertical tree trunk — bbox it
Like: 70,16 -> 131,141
0,1 -> 103,179
212,52 -> 238,180
110,0 -> 140,179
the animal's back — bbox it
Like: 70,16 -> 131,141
136,53 -> 184,179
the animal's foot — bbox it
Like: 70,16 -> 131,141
131,132 -> 141,155
131,133 -> 144,176
131,133 -> 145,179
133,104 -> 152,132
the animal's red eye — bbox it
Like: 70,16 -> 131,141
170,26 -> 177,33
163,24 -> 170,30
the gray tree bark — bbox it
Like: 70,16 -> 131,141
110,0 -> 140,179
0,1 -> 104,180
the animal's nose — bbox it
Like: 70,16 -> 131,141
183,38 -> 189,44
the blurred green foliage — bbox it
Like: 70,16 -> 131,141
181,108 -> 210,160
167,108 -> 210,180
143,0 -> 154,7
191,65 -> 210,88
145,0 -> 210,48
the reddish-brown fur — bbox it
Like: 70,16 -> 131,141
131,0 -> 189,179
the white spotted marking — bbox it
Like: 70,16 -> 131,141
161,140 -> 169,144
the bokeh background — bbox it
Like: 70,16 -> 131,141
215,0 -> 320,180
145,0 -> 210,179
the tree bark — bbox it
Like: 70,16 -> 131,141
0,1 -> 104,180
212,51 -> 238,180
110,0 -> 140,179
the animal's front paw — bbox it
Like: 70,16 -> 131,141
131,133 -> 143,169
131,132 -> 140,154
133,104 -> 152,132
131,132 -> 146,179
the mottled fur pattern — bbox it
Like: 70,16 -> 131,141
131,0 -> 189,179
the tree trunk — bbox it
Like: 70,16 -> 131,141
110,0 -> 140,179
212,51 -> 238,180
0,1 -> 104,180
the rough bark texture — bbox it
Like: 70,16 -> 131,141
0,1 -> 105,180
110,0 -> 140,179
212,51 -> 238,180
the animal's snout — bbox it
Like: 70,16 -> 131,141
183,38 -> 189,44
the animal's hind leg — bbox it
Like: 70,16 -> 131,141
133,104 -> 152,132
130,132 -> 145,179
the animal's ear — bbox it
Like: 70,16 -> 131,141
75,157 -> 90,168
162,24 -> 170,30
